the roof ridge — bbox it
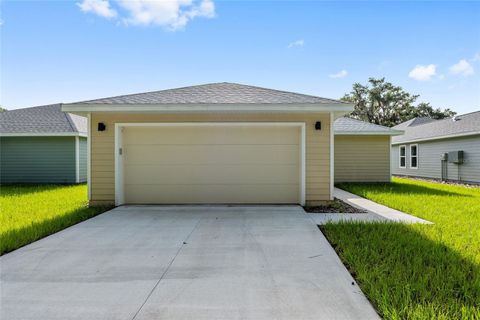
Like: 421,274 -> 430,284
342,116 -> 395,130
72,83 -> 226,104
63,107 -> 79,133
1,103 -> 61,113
221,82 -> 346,104
71,82 -> 348,105
456,110 -> 480,117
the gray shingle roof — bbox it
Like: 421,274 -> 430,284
334,117 -> 403,135
392,111 -> 480,144
0,104 -> 87,135
393,117 -> 436,130
72,82 -> 347,105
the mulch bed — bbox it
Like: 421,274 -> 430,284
304,198 -> 367,214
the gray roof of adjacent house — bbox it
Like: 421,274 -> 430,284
334,117 -> 403,135
69,82 -> 348,105
393,117 -> 436,129
392,111 -> 480,144
0,104 -> 87,136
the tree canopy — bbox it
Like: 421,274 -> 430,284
341,78 -> 456,127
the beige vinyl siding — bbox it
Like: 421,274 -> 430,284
89,112 -> 331,205
334,135 -> 391,182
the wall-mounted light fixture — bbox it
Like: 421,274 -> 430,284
315,121 -> 321,131
98,122 -> 106,131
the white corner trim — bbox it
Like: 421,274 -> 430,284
391,131 -> 480,145
75,136 -> 80,183
0,132 -> 87,137
63,103 -> 354,114
399,145 -> 406,169
114,122 -> 307,206
87,113 -> 91,200
330,113 -> 334,200
389,136 -> 392,182
300,123 -> 306,206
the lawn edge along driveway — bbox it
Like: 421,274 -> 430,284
321,178 -> 480,319
0,184 -> 112,255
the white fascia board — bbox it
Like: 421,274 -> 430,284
0,132 -> 87,137
334,130 -> 404,136
62,103 -> 354,113
391,131 -> 480,145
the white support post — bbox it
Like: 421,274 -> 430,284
87,113 -> 91,200
330,112 -> 334,200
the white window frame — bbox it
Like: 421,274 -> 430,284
399,145 -> 406,168
410,144 -> 418,169
114,122 -> 306,206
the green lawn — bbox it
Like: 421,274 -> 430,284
0,184 -> 112,255
322,177 -> 480,319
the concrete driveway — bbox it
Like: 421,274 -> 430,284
1,206 -> 378,320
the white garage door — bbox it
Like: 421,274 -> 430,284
120,124 -> 303,204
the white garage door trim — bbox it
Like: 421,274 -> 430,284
114,122 -> 306,206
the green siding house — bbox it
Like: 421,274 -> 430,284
0,104 -> 87,184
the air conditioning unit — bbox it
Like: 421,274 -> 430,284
448,151 -> 464,164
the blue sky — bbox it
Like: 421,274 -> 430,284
1,0 -> 479,114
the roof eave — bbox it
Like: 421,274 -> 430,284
62,103 -> 354,114
0,132 -> 87,138
335,130 -> 404,136
391,131 -> 480,144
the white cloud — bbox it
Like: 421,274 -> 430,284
408,64 -> 436,81
287,39 -> 304,48
77,0 -> 215,30
449,59 -> 474,76
472,53 -> 480,62
329,70 -> 348,79
77,0 -> 117,18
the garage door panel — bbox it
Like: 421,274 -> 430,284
123,126 -> 300,145
124,184 -> 300,204
121,125 -> 302,204
124,145 -> 299,165
124,164 -> 299,185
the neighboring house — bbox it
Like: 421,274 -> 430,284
0,104 -> 87,184
333,117 -> 403,183
391,111 -> 480,184
62,82 -> 401,206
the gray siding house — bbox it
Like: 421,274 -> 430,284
391,111 -> 480,183
0,104 -> 87,184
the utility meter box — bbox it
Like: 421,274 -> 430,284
448,151 -> 464,164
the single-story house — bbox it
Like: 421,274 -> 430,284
0,104 -> 87,184
391,111 -> 480,183
62,82 -> 401,206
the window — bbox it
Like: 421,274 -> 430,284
399,145 -> 406,168
410,144 -> 418,169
